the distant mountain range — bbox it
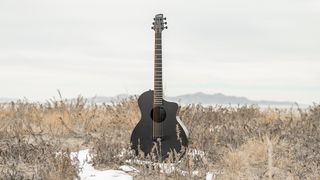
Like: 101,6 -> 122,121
0,92 -> 296,106
167,92 -> 294,105
85,92 -> 295,106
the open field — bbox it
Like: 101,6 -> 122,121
0,97 -> 319,179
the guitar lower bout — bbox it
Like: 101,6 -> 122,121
130,90 -> 188,161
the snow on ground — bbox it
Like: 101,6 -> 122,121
71,149 -> 133,180
71,149 -> 216,180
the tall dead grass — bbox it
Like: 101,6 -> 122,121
0,97 -> 319,179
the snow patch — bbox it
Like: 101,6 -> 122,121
72,149 -> 132,180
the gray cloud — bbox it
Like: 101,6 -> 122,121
0,0 -> 319,104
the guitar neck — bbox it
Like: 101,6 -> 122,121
154,32 -> 163,106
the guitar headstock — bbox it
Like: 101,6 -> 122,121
151,14 -> 168,33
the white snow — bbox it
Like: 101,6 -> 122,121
70,149 -> 216,179
72,149 -> 133,180
206,172 -> 215,180
119,165 -> 139,173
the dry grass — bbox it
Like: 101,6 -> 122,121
0,96 -> 319,179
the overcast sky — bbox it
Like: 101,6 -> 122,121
0,0 -> 319,104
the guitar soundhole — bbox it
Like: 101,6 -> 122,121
150,106 -> 166,122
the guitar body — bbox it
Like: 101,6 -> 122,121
131,90 -> 188,160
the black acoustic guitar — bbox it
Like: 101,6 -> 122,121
130,14 -> 188,161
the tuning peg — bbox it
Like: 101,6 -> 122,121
153,18 -> 155,20
163,17 -> 166,20
152,22 -> 155,25
165,26 -> 168,29
164,22 -> 167,24
151,27 -> 154,29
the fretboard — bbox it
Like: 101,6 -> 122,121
154,32 -> 163,106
